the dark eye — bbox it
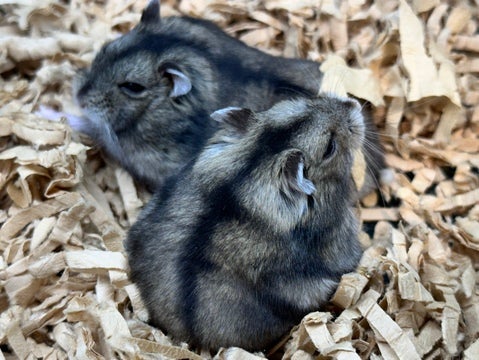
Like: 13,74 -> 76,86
118,82 -> 146,95
322,134 -> 336,160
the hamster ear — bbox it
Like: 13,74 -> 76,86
280,150 -> 316,196
164,68 -> 192,98
141,0 -> 160,24
210,107 -> 253,136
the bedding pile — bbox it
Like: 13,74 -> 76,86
0,0 -> 478,358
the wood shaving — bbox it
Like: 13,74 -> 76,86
0,0 -> 478,359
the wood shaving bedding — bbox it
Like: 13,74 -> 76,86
0,0 -> 478,359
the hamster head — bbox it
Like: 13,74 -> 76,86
71,0 -> 216,158
199,96 -> 365,230
256,95 -> 365,179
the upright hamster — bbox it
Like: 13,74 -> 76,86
72,0 -> 384,192
126,95 -> 364,351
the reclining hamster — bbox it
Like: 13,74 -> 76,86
126,95 -> 364,351
72,0 -> 384,192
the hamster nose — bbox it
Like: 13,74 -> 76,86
76,79 -> 92,99
343,98 -> 361,111
350,99 -> 361,109
346,100 -> 364,125
75,83 -> 93,109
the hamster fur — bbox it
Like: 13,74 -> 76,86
126,95 -> 364,351
73,0 -> 384,194
73,0 -> 325,190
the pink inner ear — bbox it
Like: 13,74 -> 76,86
210,107 -> 243,123
166,68 -> 191,98
295,162 -> 316,195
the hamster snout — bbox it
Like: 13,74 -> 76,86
345,98 -> 365,145
332,96 -> 365,155
345,98 -> 365,131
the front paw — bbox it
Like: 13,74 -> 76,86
36,105 -> 88,133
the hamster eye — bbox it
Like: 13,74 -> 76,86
322,134 -> 336,160
118,82 -> 146,96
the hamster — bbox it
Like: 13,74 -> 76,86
126,95 -> 364,351
72,0 -> 325,190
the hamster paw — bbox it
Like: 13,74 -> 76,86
36,105 -> 87,133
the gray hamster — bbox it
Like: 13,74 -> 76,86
72,0 -> 325,190
126,95 -> 364,351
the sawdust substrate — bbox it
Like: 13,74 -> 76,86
1,0 -> 478,359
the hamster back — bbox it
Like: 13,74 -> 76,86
126,95 -> 364,351
72,0 -> 323,190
